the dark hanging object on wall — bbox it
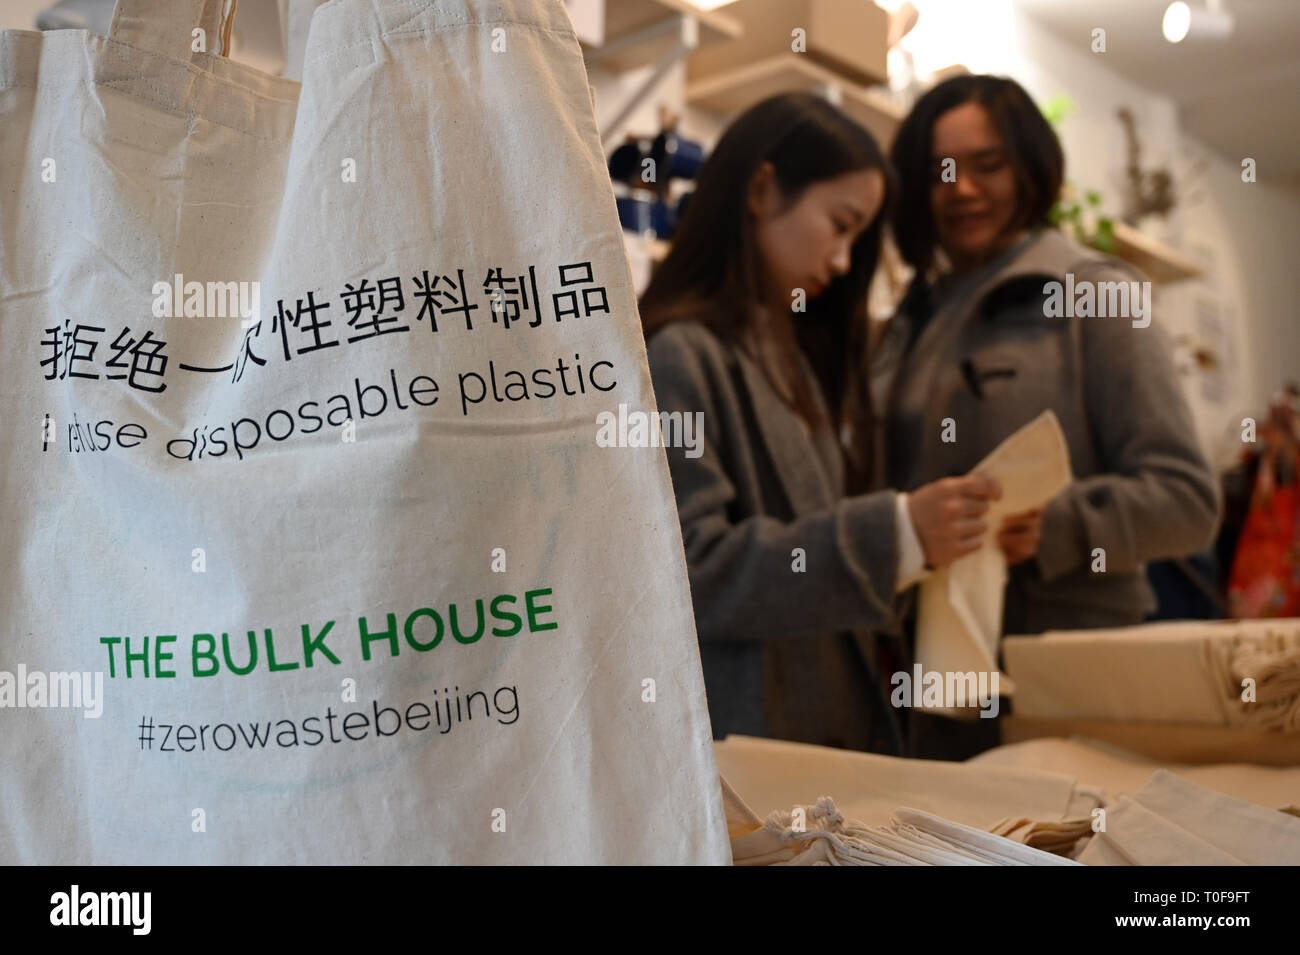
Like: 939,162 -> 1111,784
1117,106 -> 1176,225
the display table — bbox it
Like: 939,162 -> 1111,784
714,734 -> 1094,831
717,734 -> 1300,865
972,735 -> 1300,810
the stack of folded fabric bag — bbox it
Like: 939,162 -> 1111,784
725,788 -> 1077,866
1004,618 -> 1300,729
719,735 -> 1300,865
973,736 -> 1300,864
717,735 -> 1096,866
1072,769 -> 1300,865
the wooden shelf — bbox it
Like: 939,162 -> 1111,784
585,0 -> 743,72
1110,221 -> 1204,285
686,54 -> 906,146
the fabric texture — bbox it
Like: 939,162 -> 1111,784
720,735 -> 1300,866
714,735 -> 1084,831
645,321 -> 901,750
973,736 -> 1300,810
885,228 -> 1220,635
1076,770 -> 1300,866
1210,624 -> 1300,730
987,814 -> 1098,855
1005,622 -> 1230,724
1004,618 -> 1300,729
914,409 -> 1073,712
1077,796 -> 1247,866
0,0 -> 729,863
725,791 -> 1080,866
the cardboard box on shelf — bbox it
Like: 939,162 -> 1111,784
688,0 -> 889,88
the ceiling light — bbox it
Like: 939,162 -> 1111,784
1163,1 -> 1235,43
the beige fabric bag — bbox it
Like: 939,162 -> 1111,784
1004,618 -> 1300,727
0,0 -> 727,863
973,736 -> 1300,810
914,410 -> 1073,712
1076,770 -> 1300,865
725,791 -> 1080,866
714,735 -> 1081,830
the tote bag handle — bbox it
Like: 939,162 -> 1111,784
109,0 -> 239,59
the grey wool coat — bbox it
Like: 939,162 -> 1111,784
884,228 -> 1221,634
645,320 -> 902,750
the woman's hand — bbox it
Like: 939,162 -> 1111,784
907,475 -> 1002,568
997,507 -> 1044,566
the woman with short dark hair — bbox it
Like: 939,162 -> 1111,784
643,93 -> 1002,752
882,74 -> 1220,755
891,74 -> 1063,278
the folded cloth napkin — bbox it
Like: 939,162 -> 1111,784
892,807 -> 1080,865
988,814 -> 1099,855
1076,769 -> 1300,866
725,790 -> 1081,866
1128,769 -> 1300,864
1076,796 -> 1246,866
915,410 -> 1073,714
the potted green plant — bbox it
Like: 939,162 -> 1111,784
1040,94 -> 1116,254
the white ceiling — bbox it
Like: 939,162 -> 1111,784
1015,0 -> 1300,187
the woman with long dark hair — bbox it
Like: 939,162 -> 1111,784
643,93 -> 1001,752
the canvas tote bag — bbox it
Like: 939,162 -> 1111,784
0,0 -> 729,864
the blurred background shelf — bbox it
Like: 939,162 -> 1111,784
686,54 -> 906,146
1111,221 -> 1205,284
687,0 -> 889,87
583,0 -> 743,72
